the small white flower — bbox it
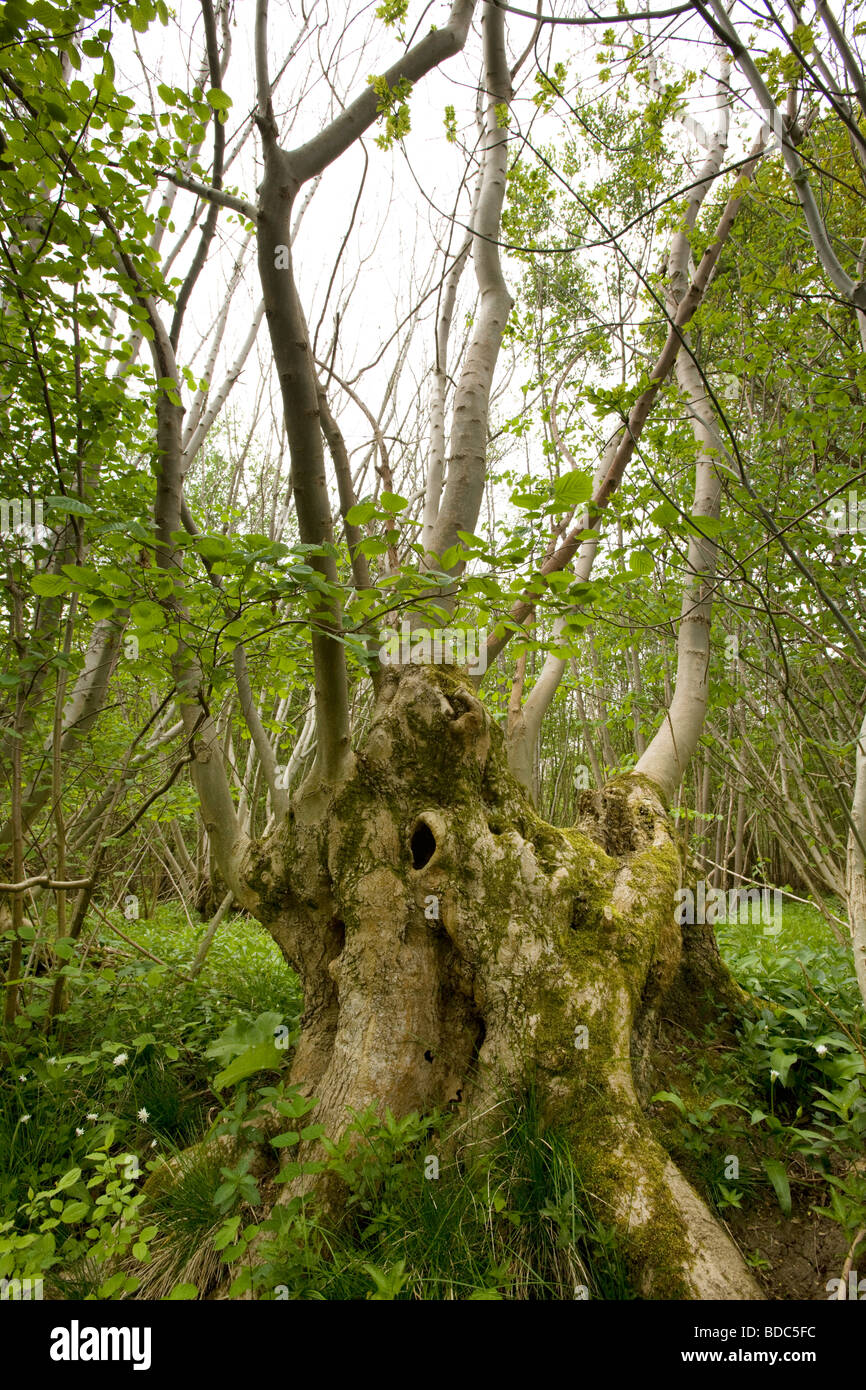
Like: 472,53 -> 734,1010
815,1044 -> 829,1057
150,1139 -> 158,1148
137,1107 -> 150,1122
18,1074 -> 26,1082
75,1127 -> 84,1137
47,1056 -> 57,1065
770,1069 -> 780,1082
86,1112 -> 99,1121
113,1052 -> 128,1066
20,1114 -> 31,1123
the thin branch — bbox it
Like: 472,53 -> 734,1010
160,171 -> 256,222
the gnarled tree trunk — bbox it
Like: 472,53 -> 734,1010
241,664 -> 760,1299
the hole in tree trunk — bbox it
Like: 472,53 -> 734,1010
410,820 -> 436,869
445,693 -> 471,718
325,917 -> 346,960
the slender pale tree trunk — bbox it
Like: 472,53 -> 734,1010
188,890 -> 234,982
732,790 -> 746,909
634,61 -> 737,799
846,707 -> 866,1007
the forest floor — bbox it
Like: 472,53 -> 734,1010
1,896 -> 863,1299
727,1196 -> 848,1300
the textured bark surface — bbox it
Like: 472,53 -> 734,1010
240,664 -> 761,1299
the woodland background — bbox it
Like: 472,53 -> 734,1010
0,0 -> 865,1301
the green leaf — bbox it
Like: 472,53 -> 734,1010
688,514 -> 726,538
194,535 -> 231,561
46,496 -> 93,517
61,1200 -> 89,1223
55,1167 -> 82,1192
650,1091 -> 687,1115
31,574 -> 71,598
379,491 -> 408,512
274,1092 -> 317,1119
300,1123 -> 326,1142
552,470 -> 592,509
356,537 -> 389,557
166,1283 -> 198,1300
129,600 -> 164,630
213,1219 -> 240,1251
651,501 -> 679,527
769,1048 -> 799,1086
512,488 -> 545,512
440,543 -> 467,570
98,1272 -> 127,1297
228,1268 -> 251,1297
213,1039 -> 284,1090
761,1158 -> 791,1215
345,502 -> 377,525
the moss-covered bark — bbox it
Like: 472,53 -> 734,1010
239,664 -> 760,1299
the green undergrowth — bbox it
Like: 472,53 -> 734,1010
0,905 -> 300,1272
2,895 -> 863,1299
243,1086 -> 636,1301
647,897 -> 865,1283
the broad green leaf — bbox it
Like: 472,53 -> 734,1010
213,1039 -> 284,1090
379,491 -> 408,511
552,470 -> 592,509
629,550 -> 654,577
55,1167 -> 82,1192
650,1091 -> 687,1115
46,496 -> 93,517
31,575 -> 71,598
761,1158 -> 792,1216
